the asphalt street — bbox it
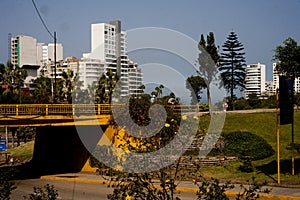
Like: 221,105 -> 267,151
11,177 -> 197,200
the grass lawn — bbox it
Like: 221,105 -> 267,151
6,141 -> 34,163
197,111 -> 300,185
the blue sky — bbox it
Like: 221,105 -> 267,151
1,0 -> 300,80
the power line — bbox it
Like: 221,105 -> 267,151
31,0 -> 54,39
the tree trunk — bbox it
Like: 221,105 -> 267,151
207,88 -> 212,115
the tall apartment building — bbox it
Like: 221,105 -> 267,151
245,63 -> 266,98
273,62 -> 300,93
11,35 -> 63,68
84,20 -> 142,96
11,35 -> 38,67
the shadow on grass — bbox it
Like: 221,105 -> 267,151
256,158 -> 300,181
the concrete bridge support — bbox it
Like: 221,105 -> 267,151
31,125 -> 107,175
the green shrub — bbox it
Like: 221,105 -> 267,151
195,177 -> 234,200
222,131 -> 274,160
23,184 -> 58,200
195,177 -> 271,200
0,169 -> 16,200
199,104 -> 209,112
233,99 -> 252,110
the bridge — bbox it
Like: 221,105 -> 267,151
0,104 -> 199,175
0,104 -> 198,127
0,104 -> 114,126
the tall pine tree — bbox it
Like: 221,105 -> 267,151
219,31 -> 246,109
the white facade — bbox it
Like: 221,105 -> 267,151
264,81 -> 274,96
128,60 -> 143,96
86,20 -> 141,96
78,58 -> 105,89
44,43 -> 63,64
273,62 -> 300,93
245,63 -> 266,98
11,35 -> 63,68
11,35 -> 39,67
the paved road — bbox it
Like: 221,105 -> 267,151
12,179 -> 113,200
39,172 -> 300,200
11,178 -> 197,200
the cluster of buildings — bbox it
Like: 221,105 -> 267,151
9,19 -> 300,100
10,20 -> 143,97
245,63 -> 300,98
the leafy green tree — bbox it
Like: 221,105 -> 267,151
17,127 -> 36,144
273,37 -> 300,78
233,98 -> 251,110
219,31 -> 246,109
186,75 -> 206,104
247,93 -> 261,109
198,32 -> 221,113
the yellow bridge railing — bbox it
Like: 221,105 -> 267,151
0,104 -> 113,116
0,104 -> 200,117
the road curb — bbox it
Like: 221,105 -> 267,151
40,175 -> 300,200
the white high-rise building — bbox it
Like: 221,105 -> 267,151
245,63 -> 266,98
273,62 -> 300,93
85,20 -> 142,96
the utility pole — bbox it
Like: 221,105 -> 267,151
54,31 -> 57,103
276,90 -> 280,184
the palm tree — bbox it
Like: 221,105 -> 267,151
95,70 -> 119,104
155,84 -> 164,98
61,69 -> 77,103
1,61 -> 27,103
138,84 -> 145,94
54,69 -> 78,103
32,77 -> 52,103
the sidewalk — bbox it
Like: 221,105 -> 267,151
41,172 -> 300,200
